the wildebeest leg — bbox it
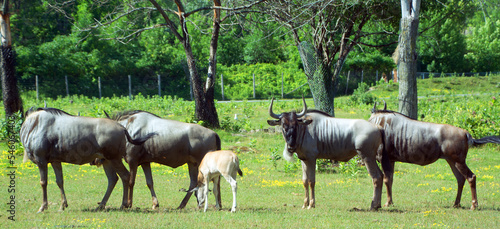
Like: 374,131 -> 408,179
141,163 -> 159,209
361,153 -> 383,211
213,175 -> 222,210
178,163 -> 198,209
446,159 -> 466,208
110,159 -> 131,209
301,159 -> 316,209
382,161 -> 395,207
127,161 -> 139,208
96,161 -> 119,211
37,162 -> 49,213
52,162 -> 68,211
455,161 -> 478,210
222,174 -> 238,212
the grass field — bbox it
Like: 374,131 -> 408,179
1,75 -> 499,228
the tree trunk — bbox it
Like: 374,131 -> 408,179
200,0 -> 221,128
183,39 -> 219,128
1,5 -> 23,118
307,63 -> 335,116
398,0 -> 420,119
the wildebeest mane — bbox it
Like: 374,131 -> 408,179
113,110 -> 161,121
26,107 -> 74,117
371,108 -> 417,120
306,109 -> 332,117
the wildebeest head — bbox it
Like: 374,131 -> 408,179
267,97 -> 312,153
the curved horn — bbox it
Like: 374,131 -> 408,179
269,97 -> 282,119
383,101 -> 387,110
296,96 -> 307,118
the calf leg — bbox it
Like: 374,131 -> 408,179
178,163 -> 198,209
37,162 -> 48,213
361,154 -> 383,211
52,162 -> 68,211
97,161 -> 119,211
203,178 -> 210,212
141,163 -> 159,209
455,162 -> 477,210
222,174 -> 238,212
213,176 -> 222,210
301,159 -> 316,209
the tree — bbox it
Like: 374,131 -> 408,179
1,0 -> 23,117
258,1 -> 398,116
397,0 -> 420,119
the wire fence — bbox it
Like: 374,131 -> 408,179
10,70 -> 499,101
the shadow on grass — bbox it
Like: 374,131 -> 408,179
348,207 -> 407,213
442,205 -> 500,212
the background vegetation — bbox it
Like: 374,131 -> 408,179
6,0 -> 500,100
1,75 -> 499,228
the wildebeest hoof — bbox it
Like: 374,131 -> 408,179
37,205 -> 48,213
94,205 -> 105,212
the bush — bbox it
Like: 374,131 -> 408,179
350,82 -> 375,105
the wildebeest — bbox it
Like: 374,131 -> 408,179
267,98 -> 385,210
20,108 -> 156,213
369,102 -> 500,210
111,110 -> 221,209
186,150 -> 243,212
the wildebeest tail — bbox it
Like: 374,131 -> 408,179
378,128 -> 393,174
124,130 -> 157,145
216,133 -> 221,150
468,133 -> 500,146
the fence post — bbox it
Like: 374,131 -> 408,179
345,70 -> 350,94
361,70 -> 364,83
253,73 -> 256,99
281,72 -> 284,98
65,75 -> 69,97
158,74 -> 161,97
128,75 -> 132,100
221,74 -> 224,100
376,70 -> 378,82
35,75 -> 39,101
98,76 -> 102,99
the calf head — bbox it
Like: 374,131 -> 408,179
267,97 -> 312,153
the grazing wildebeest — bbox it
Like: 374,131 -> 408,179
111,110 -> 221,209
369,102 -> 500,210
186,150 -> 243,212
267,98 -> 384,210
20,108 -> 155,213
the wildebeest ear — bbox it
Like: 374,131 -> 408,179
267,120 -> 280,126
299,117 -> 313,125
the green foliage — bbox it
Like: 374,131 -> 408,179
419,17 -> 469,72
0,112 -> 24,152
465,18 -> 500,72
217,62 -> 310,100
350,82 -> 375,105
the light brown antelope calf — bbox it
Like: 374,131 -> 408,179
188,150 -> 243,212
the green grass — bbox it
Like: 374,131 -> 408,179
1,75 -> 500,228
